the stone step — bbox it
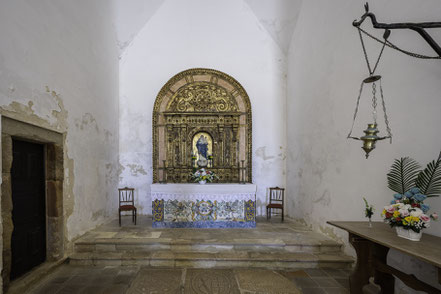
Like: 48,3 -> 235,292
74,239 -> 342,254
69,251 -> 354,269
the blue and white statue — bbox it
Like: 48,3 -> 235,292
196,135 -> 208,167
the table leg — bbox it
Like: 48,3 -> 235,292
349,233 -> 373,293
438,267 -> 441,284
373,244 -> 394,293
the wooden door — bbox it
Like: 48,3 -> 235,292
10,140 -> 46,280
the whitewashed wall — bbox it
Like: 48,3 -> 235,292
0,0 -> 119,245
286,1 -> 441,292
119,0 -> 288,215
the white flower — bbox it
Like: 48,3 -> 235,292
411,208 -> 423,217
397,203 -> 405,209
398,209 -> 409,217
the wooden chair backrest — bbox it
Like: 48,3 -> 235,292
269,187 -> 284,204
119,187 -> 135,206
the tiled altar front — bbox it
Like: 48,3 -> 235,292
151,184 -> 256,228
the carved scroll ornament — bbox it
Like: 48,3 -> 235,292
167,84 -> 238,113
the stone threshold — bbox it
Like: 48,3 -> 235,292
7,258 -> 67,294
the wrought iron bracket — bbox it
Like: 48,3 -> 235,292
353,3 -> 441,57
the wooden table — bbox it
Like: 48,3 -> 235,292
328,221 -> 441,294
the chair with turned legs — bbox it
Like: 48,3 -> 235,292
266,187 -> 284,222
118,187 -> 137,226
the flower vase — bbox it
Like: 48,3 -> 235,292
199,180 -> 206,185
368,217 -> 372,228
395,227 -> 422,241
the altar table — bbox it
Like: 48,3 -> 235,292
151,184 -> 257,228
328,221 -> 441,294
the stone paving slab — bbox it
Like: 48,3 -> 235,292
235,269 -> 301,293
184,269 -> 241,294
126,268 -> 182,294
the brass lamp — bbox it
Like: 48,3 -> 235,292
360,123 -> 388,159
347,26 -> 392,158
347,76 -> 392,159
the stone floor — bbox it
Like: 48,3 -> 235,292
28,264 -> 351,294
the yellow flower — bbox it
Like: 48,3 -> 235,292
402,220 -> 408,225
393,211 -> 400,218
382,209 -> 387,216
411,216 -> 420,222
404,216 -> 412,223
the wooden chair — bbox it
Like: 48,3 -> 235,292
266,187 -> 284,221
119,187 -> 137,226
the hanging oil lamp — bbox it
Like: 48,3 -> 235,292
347,29 -> 392,159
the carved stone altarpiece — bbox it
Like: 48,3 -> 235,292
153,68 -> 252,183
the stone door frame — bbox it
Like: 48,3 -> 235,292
1,116 -> 64,289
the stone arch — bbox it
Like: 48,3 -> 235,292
153,68 -> 252,183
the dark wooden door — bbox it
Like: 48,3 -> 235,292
11,140 -> 46,280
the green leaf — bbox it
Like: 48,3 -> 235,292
387,157 -> 421,194
416,151 -> 441,197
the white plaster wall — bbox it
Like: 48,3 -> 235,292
114,0 -> 165,55
119,0 -> 287,216
245,0 -> 302,54
287,1 -> 441,292
0,0 -> 119,244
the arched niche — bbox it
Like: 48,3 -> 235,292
153,68 -> 252,183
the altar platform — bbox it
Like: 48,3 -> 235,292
151,183 -> 257,228
70,216 -> 354,270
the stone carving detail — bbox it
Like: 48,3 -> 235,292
167,83 -> 238,113
188,270 -> 236,294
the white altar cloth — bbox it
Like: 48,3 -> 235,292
150,183 -> 257,201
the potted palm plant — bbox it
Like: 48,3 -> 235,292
384,151 -> 441,241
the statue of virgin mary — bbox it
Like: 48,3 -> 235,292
196,135 -> 208,167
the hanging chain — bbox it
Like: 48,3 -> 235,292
372,35 -> 387,74
371,82 -> 378,123
359,27 -> 441,60
349,27 -> 395,142
358,28 -> 387,76
359,29 -> 373,75
380,79 -> 392,143
347,81 -> 365,140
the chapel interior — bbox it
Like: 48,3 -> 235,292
1,0 -> 441,293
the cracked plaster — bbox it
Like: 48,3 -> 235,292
0,1 -> 120,290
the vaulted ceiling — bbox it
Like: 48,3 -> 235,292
113,0 -> 303,56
